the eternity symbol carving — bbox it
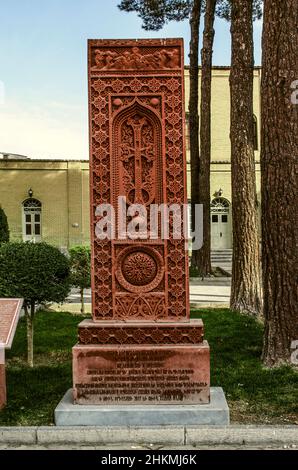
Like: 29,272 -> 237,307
116,245 -> 164,293
122,251 -> 157,286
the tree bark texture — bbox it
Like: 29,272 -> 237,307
229,0 -> 262,316
197,0 -> 216,276
261,0 -> 298,366
189,0 -> 202,268
26,302 -> 35,368
80,288 -> 85,315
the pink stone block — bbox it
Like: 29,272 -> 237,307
73,342 -> 210,405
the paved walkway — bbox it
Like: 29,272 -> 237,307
52,251 -> 233,312
190,281 -> 230,308
53,279 -> 231,313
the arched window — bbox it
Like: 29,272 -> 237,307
253,114 -> 258,150
22,198 -> 42,242
210,197 -> 230,215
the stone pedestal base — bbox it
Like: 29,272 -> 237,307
55,387 -> 229,426
73,319 -> 210,405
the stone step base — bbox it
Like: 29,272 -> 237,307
55,387 -> 229,426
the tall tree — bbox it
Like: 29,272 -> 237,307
188,0 -> 202,269
229,0 -> 262,316
216,0 -> 262,22
261,0 -> 298,366
196,0 -> 216,276
197,0 -> 262,278
118,0 -> 203,269
118,1 -> 262,277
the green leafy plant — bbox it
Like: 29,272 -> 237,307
0,242 -> 70,367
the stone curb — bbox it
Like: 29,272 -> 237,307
0,427 -> 37,444
185,426 -> 298,446
0,426 -> 297,446
37,426 -> 185,445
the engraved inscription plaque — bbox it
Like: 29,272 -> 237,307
73,345 -> 210,405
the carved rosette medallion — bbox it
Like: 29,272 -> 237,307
116,246 -> 164,293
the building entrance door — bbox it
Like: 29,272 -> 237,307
22,198 -> 42,242
211,197 -> 232,249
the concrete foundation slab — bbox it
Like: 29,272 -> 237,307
55,387 -> 229,427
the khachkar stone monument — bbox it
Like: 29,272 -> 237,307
55,38 -> 229,425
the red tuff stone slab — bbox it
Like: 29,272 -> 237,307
88,38 -> 189,322
73,343 -> 210,405
78,319 -> 204,345
0,298 -> 23,409
71,38 -> 211,408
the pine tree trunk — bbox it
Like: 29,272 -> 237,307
189,0 -> 202,268
26,302 -> 35,368
261,0 -> 298,366
197,0 -> 216,277
229,0 -> 262,316
80,288 -> 85,315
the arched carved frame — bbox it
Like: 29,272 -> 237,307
111,99 -> 168,320
111,98 -> 164,221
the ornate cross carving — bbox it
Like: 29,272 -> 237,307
120,115 -> 154,206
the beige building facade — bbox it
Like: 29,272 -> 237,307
0,159 -> 90,250
0,67 -> 261,250
184,66 -> 261,249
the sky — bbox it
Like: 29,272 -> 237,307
0,0 -> 262,160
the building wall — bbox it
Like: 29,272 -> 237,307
0,67 -> 262,250
184,67 -> 261,165
0,160 -> 90,249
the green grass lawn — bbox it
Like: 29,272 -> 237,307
0,309 -> 297,426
